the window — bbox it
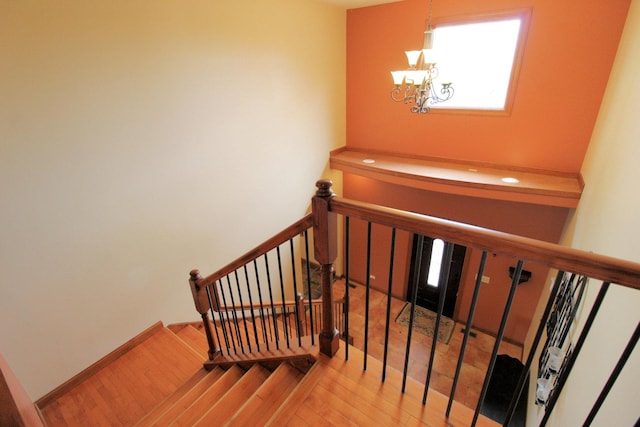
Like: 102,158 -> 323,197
431,11 -> 529,112
427,239 -> 444,287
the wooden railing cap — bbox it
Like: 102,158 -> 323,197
315,179 -> 335,198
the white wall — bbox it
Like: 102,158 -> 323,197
526,1 -> 640,425
0,0 -> 345,399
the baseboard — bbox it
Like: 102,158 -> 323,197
35,321 -> 164,408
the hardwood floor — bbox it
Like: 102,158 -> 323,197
269,341 -> 500,427
333,279 -> 523,410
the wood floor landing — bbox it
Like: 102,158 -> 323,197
269,342 -> 500,427
38,325 -> 204,426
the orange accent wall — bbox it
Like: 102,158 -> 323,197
344,174 -> 569,344
346,0 -> 630,172
343,0 -> 630,344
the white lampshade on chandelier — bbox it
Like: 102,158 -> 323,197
390,0 -> 453,114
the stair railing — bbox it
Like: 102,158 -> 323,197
189,210 -> 346,365
315,179 -> 640,427
189,179 -> 640,426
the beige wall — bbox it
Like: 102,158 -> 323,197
526,0 -> 640,425
0,0 -> 345,399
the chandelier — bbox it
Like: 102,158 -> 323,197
390,0 -> 453,114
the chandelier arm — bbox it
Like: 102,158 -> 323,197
428,84 -> 454,104
391,84 -> 419,104
390,86 -> 405,102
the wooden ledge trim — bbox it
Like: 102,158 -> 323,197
330,147 -> 584,208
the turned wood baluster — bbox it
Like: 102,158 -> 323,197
312,179 -> 339,357
189,269 -> 221,366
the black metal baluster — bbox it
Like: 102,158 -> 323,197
402,234 -> 427,393
233,270 -> 252,353
336,300 -> 343,341
502,270 -> 565,425
540,282 -> 611,427
276,246 -> 290,348
583,320 -> 640,426
243,265 -> 261,353
206,286 -> 226,356
218,279 -> 238,355
304,230 -> 315,345
211,282 -> 231,355
382,227 -> 397,382
264,253 -> 280,350
253,260 -> 269,351
472,260 -> 523,426
423,241 -> 454,405
225,275 -> 244,354
345,217 -> 351,361
447,251 -> 488,417
364,222 -> 372,371
287,306 -> 294,338
289,238 -> 303,347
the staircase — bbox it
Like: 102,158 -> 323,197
10,181 -> 636,426
35,321 -> 499,426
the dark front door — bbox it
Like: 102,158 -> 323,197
407,235 -> 467,318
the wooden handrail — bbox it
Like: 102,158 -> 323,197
329,196 -> 640,290
0,353 -> 45,427
212,296 -> 341,312
199,214 -> 313,288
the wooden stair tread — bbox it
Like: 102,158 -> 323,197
207,335 -> 317,372
168,364 -> 245,426
227,362 -> 304,426
192,364 -> 271,426
39,326 -> 204,427
38,321 -> 500,426
175,324 -> 210,357
266,361 -> 327,425
134,367 -> 223,427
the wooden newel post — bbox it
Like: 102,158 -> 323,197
189,269 -> 221,366
312,179 -> 339,357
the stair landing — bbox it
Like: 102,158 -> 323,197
269,342 -> 499,427
37,323 -> 203,426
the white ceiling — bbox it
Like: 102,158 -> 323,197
317,0 -> 402,10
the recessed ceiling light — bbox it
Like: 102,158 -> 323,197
502,177 -> 519,183
362,159 -> 376,164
